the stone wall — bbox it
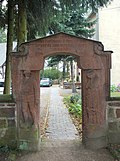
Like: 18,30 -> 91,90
107,101 -> 120,144
0,102 -> 16,148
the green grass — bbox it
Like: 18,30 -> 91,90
111,92 -> 120,97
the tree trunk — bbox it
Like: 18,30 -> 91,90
4,0 -> 14,94
66,62 -> 69,74
70,59 -> 77,93
62,60 -> 66,80
17,0 -> 27,48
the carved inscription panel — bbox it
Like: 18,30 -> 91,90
31,34 -> 93,57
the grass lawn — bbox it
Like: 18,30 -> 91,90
111,92 -> 120,97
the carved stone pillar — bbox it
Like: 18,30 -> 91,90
12,47 -> 43,151
17,70 -> 40,151
82,69 -> 107,149
93,43 -> 112,100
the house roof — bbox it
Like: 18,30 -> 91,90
0,42 -> 17,66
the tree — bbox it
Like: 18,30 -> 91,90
70,58 -> 77,93
49,6 -> 96,38
0,29 -> 7,42
17,0 -> 27,47
4,0 -> 113,41
4,0 -> 112,43
47,5 -> 96,92
4,0 -> 14,94
4,0 -> 27,93
47,55 -> 70,80
24,0 -> 112,39
0,1 -> 6,28
40,68 -> 61,80
0,1 -> 7,43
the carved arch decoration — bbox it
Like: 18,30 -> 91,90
11,32 -> 112,150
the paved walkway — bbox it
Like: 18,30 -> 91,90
46,86 -> 79,140
18,85 -> 114,161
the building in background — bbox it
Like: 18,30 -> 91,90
93,0 -> 120,86
0,43 -> 7,79
0,42 -> 17,79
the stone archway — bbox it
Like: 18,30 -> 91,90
11,32 -> 112,151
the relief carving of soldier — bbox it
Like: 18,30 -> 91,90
85,69 -> 104,125
20,70 -> 39,128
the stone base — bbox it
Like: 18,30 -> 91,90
19,139 -> 41,151
82,124 -> 108,150
83,136 -> 107,150
18,126 -> 41,151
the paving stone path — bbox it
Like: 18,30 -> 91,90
46,86 -> 79,140
18,85 -> 114,161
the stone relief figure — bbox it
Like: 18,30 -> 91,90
20,70 -> 39,128
94,43 -> 104,55
85,69 -> 103,125
86,69 -> 99,89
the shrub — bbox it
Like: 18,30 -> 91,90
110,84 -> 120,93
40,68 -> 62,80
110,84 -> 117,92
68,103 -> 82,117
64,94 -> 82,118
117,83 -> 120,92
70,94 -> 81,104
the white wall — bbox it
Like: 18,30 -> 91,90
98,0 -> 120,85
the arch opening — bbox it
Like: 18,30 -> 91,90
40,54 -> 82,140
